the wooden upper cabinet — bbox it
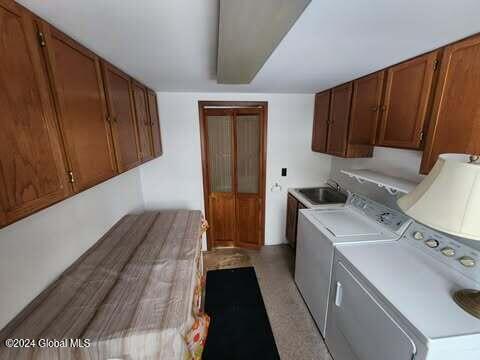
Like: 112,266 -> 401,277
0,2 -> 70,226
132,81 -> 154,162
147,89 -> 163,157
312,90 -> 330,153
327,82 -> 353,156
102,62 -> 142,172
377,51 -> 439,149
39,22 -> 117,192
347,71 -> 385,157
421,35 -> 480,174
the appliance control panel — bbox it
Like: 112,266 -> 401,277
348,194 -> 411,234
405,222 -> 480,283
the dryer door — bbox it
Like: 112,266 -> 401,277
326,261 -> 416,360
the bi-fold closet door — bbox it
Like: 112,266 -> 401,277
204,108 -> 265,249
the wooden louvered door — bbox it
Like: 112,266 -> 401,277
200,103 -> 267,249
234,108 -> 265,249
204,109 -> 236,247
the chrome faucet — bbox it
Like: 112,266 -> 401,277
327,179 -> 342,192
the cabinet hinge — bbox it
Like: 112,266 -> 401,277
433,59 -> 439,70
37,31 -> 46,47
67,171 -> 75,184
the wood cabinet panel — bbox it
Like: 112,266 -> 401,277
236,195 -> 262,249
132,81 -> 154,162
0,2 -> 70,225
40,23 -> 117,192
327,83 -> 353,156
286,193 -> 299,247
147,89 -> 163,157
377,51 -> 438,149
312,90 -> 331,153
347,71 -> 385,157
209,193 -> 236,247
421,35 -> 480,174
102,62 -> 141,172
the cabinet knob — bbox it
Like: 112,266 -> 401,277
370,106 -> 378,112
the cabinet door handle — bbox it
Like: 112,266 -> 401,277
335,281 -> 343,307
370,106 -> 378,112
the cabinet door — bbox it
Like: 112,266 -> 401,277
421,35 -> 480,174
147,89 -> 163,158
132,81 -> 154,162
327,83 -> 353,157
102,62 -> 141,172
312,90 -> 331,153
347,71 -> 384,157
40,23 -> 117,192
377,51 -> 438,149
286,194 -> 299,247
0,2 -> 70,226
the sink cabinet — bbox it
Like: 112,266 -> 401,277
286,193 -> 306,248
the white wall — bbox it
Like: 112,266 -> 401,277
140,92 -> 332,245
0,168 -> 144,329
330,146 -> 425,210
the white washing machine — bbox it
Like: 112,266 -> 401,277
294,194 -> 411,337
326,221 -> 480,360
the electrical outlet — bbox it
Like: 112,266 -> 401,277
281,168 -> 287,177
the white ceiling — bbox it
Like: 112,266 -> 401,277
18,0 -> 480,93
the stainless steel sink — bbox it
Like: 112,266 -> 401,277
297,187 -> 347,205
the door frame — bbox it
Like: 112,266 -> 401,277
198,101 -> 268,250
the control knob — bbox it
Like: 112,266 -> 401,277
441,247 -> 456,257
425,239 -> 439,248
413,231 -> 424,240
459,256 -> 476,268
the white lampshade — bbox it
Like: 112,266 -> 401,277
398,154 -> 480,240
